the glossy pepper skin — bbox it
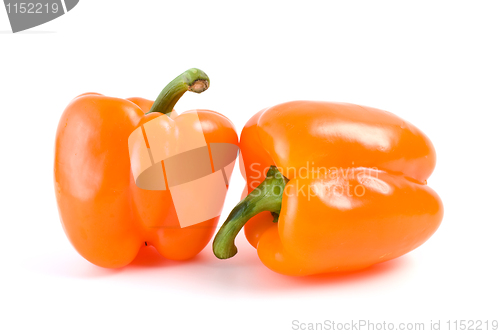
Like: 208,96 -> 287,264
54,69 -> 238,268
213,101 -> 443,276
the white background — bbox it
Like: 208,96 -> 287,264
1,1 -> 499,333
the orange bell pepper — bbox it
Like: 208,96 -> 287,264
55,69 -> 238,268
213,101 -> 443,276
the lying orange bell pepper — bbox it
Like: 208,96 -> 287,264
213,101 -> 443,276
55,69 -> 238,268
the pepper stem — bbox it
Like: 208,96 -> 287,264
213,166 -> 289,259
146,68 -> 210,116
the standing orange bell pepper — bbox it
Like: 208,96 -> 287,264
213,101 -> 443,276
55,69 -> 238,268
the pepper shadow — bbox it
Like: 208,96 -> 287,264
125,245 -> 206,269
185,244 -> 413,295
33,250 -> 124,279
36,240 -> 411,294
279,256 -> 410,288
116,238 -> 413,295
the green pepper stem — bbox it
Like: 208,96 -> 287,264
213,166 -> 288,259
146,68 -> 210,116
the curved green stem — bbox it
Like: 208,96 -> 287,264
213,166 -> 289,259
146,68 -> 210,116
